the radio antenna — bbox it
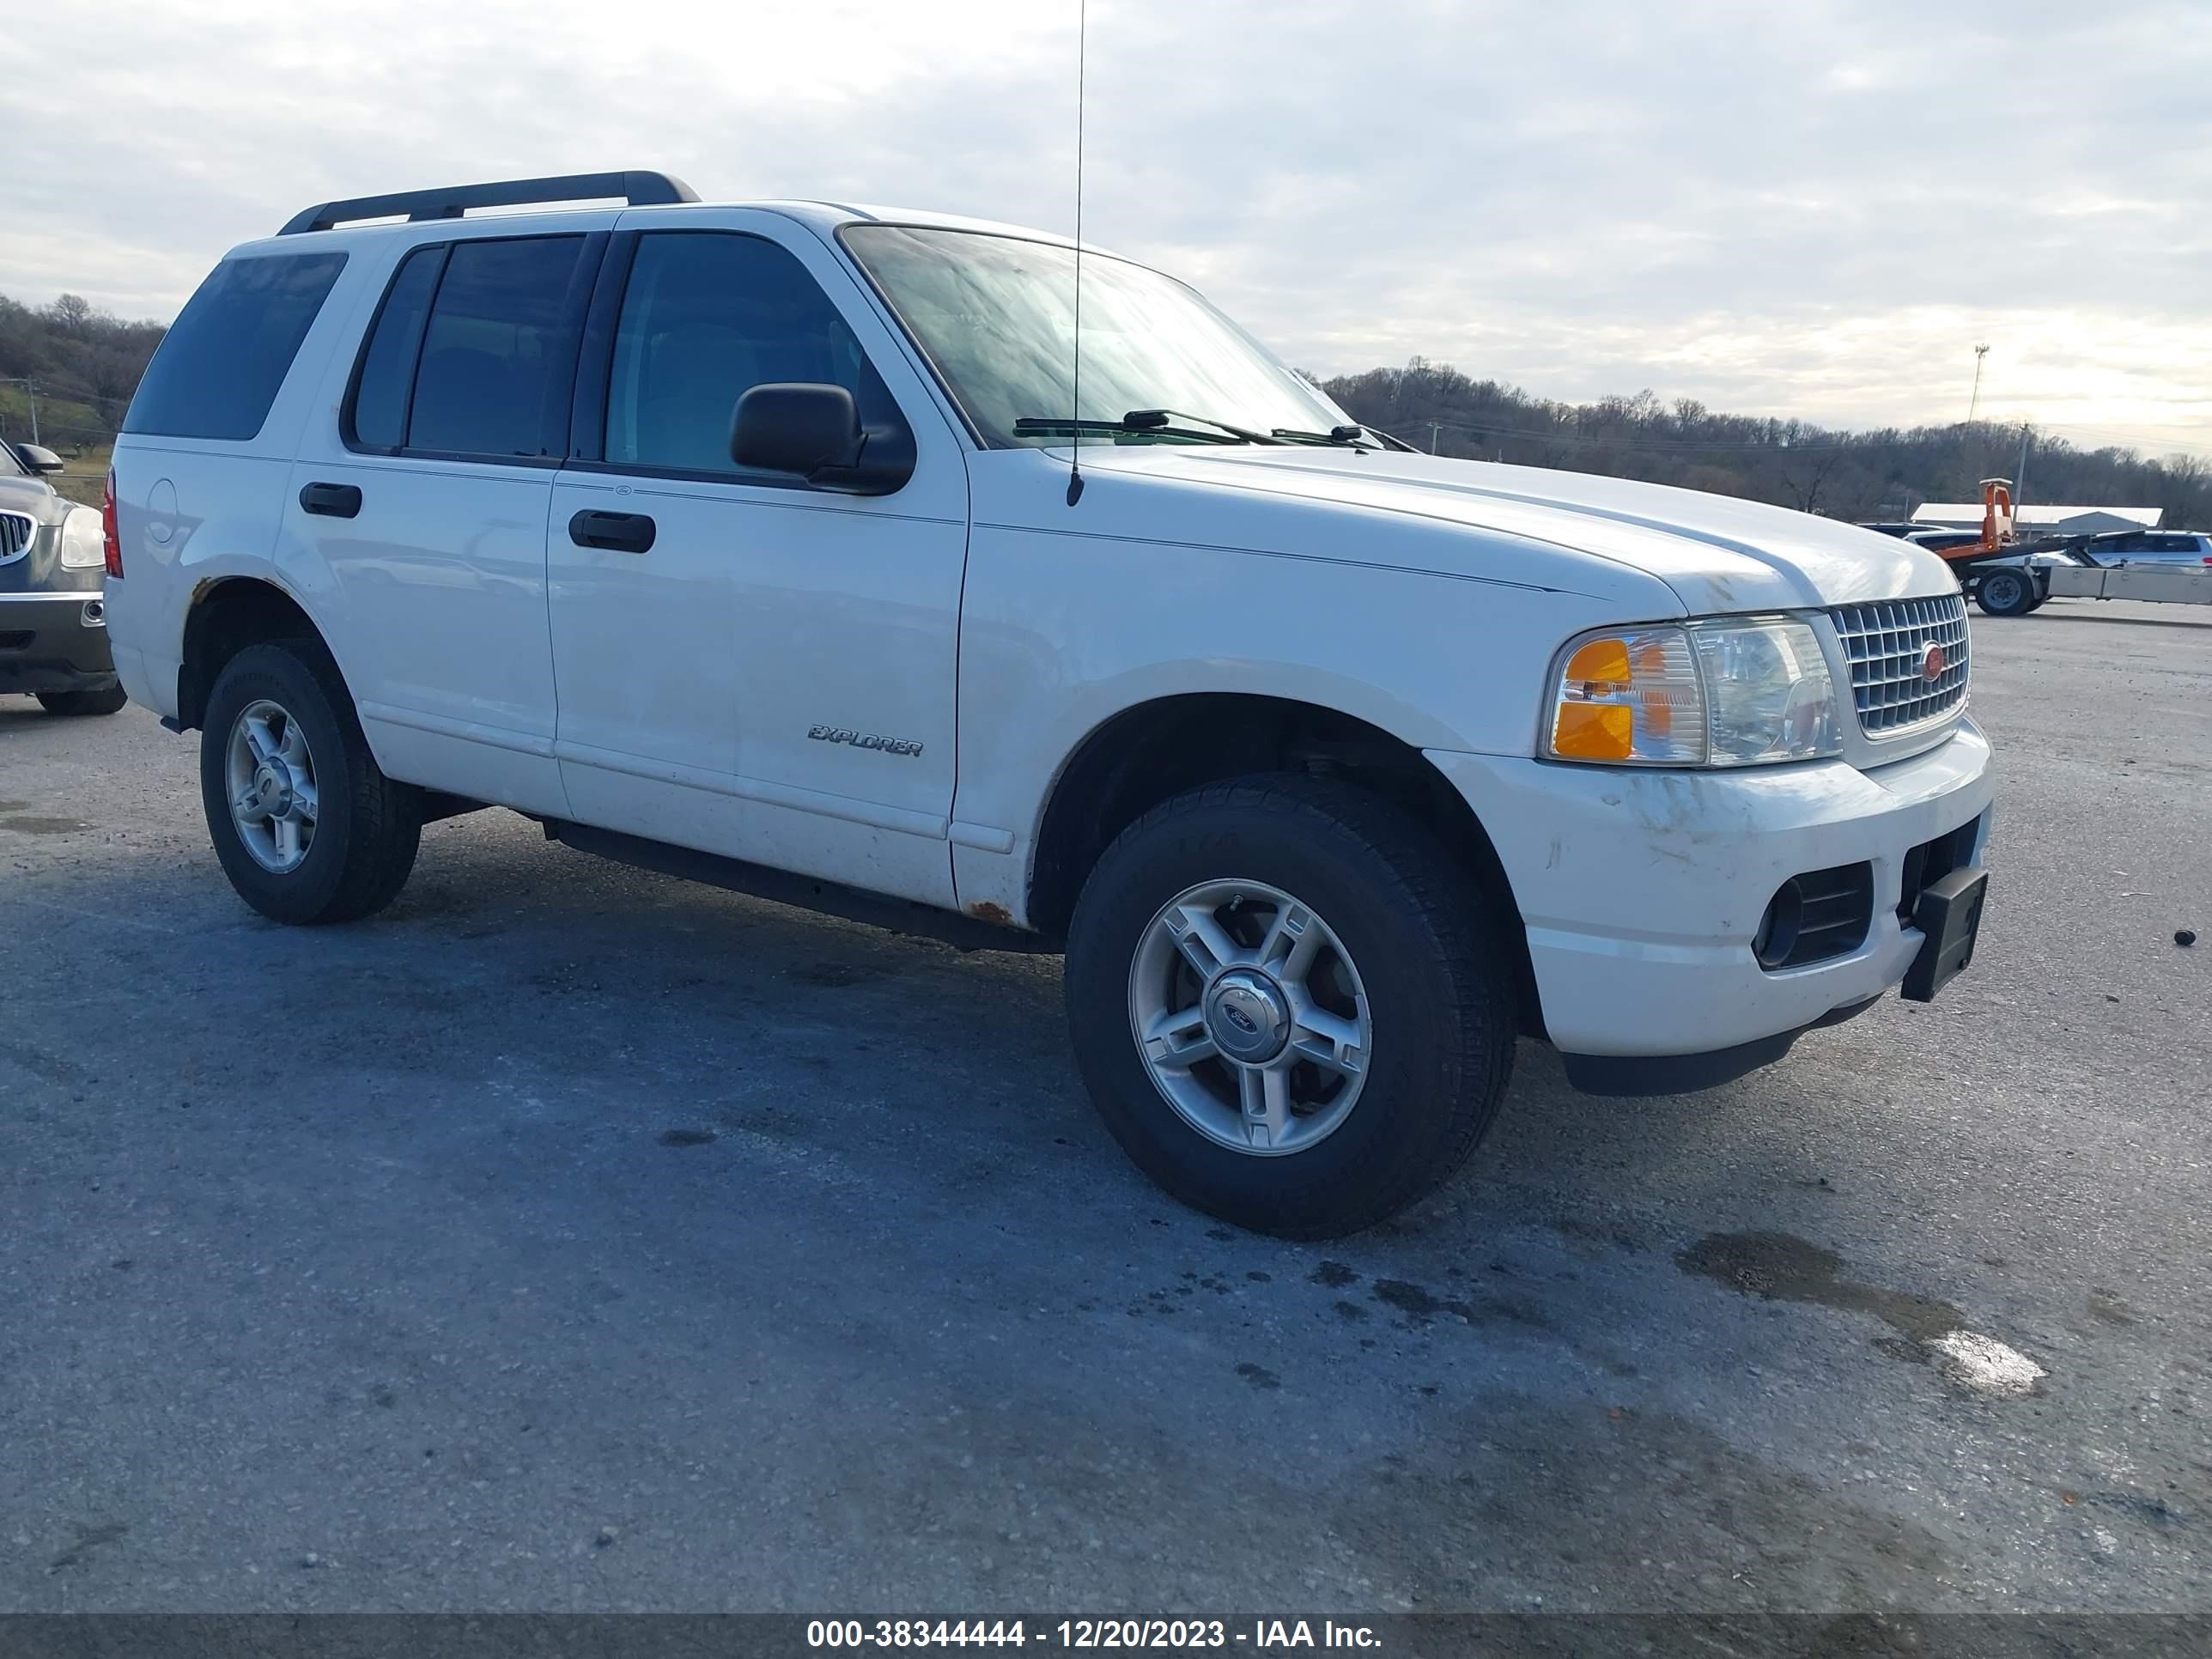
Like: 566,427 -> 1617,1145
1065,0 -> 1088,507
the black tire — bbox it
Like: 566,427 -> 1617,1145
1064,774 -> 1518,1238
36,684 -> 128,716
1975,569 -> 2038,617
199,640 -> 421,925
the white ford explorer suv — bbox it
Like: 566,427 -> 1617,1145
105,171 -> 1991,1237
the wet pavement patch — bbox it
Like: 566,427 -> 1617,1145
2086,1289 -> 2138,1328
1370,1279 -> 1553,1332
1310,1261 -> 1358,1288
659,1127 -> 717,1147
1,814 -> 89,836
1679,1230 -> 2045,1399
1234,1363 -> 1281,1390
1676,1231 -> 1964,1343
49,1523 -> 128,1572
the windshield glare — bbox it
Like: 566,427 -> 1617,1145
842,225 -> 1348,449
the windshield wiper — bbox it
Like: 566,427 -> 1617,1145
1011,410 -> 1285,446
1125,409 -> 1284,444
1272,424 -> 1373,449
1272,422 -> 1421,453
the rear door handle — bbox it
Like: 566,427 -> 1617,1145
299,482 -> 362,519
568,510 -> 656,555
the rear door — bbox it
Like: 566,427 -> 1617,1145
544,210 -> 970,905
281,221 -> 613,815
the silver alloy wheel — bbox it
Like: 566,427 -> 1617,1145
225,698 -> 320,874
1127,878 -> 1373,1157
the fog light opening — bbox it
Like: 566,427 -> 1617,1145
1754,879 -> 1803,970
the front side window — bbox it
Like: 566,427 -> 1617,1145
841,225 -> 1347,448
604,231 -> 900,477
125,252 -> 348,441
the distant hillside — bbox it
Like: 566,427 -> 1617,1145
0,294 -> 166,455
1322,358 -> 2212,531
5,290 -> 2205,530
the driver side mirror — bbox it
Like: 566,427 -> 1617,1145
16,443 -> 64,475
729,383 -> 912,496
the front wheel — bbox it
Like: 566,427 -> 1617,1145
36,685 -> 128,716
199,641 -> 421,925
1976,569 -> 2039,617
1064,775 -> 1518,1238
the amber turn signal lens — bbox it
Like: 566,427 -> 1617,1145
1553,702 -> 1634,760
1564,637 -> 1632,687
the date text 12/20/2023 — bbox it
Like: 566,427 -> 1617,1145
806,1620 -> 1382,1649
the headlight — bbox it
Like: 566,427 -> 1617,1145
58,505 -> 106,570
1545,616 -> 1841,767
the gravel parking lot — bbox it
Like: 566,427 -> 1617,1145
2,599 -> 2206,1616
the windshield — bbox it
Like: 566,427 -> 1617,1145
0,441 -> 25,478
842,225 -> 1350,449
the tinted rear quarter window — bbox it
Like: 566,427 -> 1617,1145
349,246 -> 446,451
125,252 -> 348,441
404,237 -> 588,459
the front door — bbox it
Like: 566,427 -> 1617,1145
546,213 -> 969,906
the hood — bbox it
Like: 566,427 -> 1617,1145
0,472 -> 68,522
1081,446 -> 1958,615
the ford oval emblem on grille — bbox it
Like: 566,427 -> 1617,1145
1922,642 -> 1946,681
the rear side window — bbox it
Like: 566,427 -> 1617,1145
348,246 -> 445,450
343,234 -> 592,462
406,237 -> 589,459
124,252 -> 347,441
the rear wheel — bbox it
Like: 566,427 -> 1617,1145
36,685 -> 128,716
1064,775 -> 1518,1237
200,641 -> 421,925
1976,569 -> 2039,617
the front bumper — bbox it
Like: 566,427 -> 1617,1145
0,592 -> 118,694
1428,719 -> 1994,1067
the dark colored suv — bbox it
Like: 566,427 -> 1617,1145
0,438 -> 125,714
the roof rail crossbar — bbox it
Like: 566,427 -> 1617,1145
278,170 -> 699,235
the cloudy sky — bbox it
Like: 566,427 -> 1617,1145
5,0 -> 2207,454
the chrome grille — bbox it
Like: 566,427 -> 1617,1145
1830,594 -> 1970,736
0,512 -> 32,562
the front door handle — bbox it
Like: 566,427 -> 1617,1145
568,510 -> 656,555
299,482 -> 362,519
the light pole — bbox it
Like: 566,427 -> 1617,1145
1,378 -> 39,446
1966,344 -> 1990,426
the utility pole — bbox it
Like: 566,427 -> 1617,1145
1427,422 -> 1442,454
1966,344 -> 1990,425
2014,422 -> 2032,508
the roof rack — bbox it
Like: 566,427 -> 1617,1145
277,171 -> 699,235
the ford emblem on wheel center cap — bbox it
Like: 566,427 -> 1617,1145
1203,969 -> 1291,1064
